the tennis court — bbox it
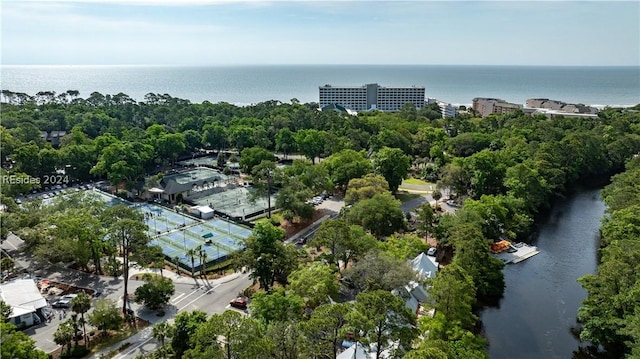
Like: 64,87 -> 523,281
191,185 -> 275,218
93,189 -> 251,273
149,218 -> 248,271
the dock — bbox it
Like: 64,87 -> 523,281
494,242 -> 540,264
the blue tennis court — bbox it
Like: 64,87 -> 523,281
93,189 -> 251,273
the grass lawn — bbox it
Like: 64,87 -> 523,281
402,178 -> 429,185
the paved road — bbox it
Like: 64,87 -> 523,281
100,273 -> 253,359
1,235 -> 254,355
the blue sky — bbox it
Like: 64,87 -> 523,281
1,1 -> 638,66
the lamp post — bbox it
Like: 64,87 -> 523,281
266,169 -> 272,219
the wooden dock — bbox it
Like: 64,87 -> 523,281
494,243 -> 540,264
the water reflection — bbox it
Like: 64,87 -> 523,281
480,189 -> 605,359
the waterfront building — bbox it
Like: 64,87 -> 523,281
319,83 -> 425,112
472,97 -> 522,117
525,98 -> 597,114
438,101 -> 458,118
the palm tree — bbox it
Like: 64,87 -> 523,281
53,320 -> 75,356
432,189 -> 442,209
186,248 -> 197,278
173,255 -> 181,275
71,293 -> 91,345
198,246 -> 208,277
152,321 -> 173,348
70,313 -> 80,347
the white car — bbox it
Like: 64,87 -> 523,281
52,294 -> 78,308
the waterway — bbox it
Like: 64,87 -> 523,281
480,188 -> 606,359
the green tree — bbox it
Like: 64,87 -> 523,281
463,149 -> 507,198
344,174 -> 389,204
59,143 -> 96,181
321,149 -> 373,190
275,128 -> 297,159
265,321 -> 305,359
187,310 -> 269,359
0,300 -> 12,322
13,143 -> 41,177
415,202 -> 436,239
342,252 -> 414,294
283,159 -> 332,195
87,299 -> 123,336
370,129 -> 412,153
288,262 -> 339,308
302,303 -> 352,359
295,129 -> 327,164
49,209 -> 105,273
379,233 -> 429,260
372,147 -> 411,193
227,124 -> 255,151
427,263 -> 477,333
152,321 -> 173,349
171,310 -> 208,357
53,319 -> 75,356
450,223 -> 505,298
346,192 -> 405,237
239,147 -> 275,174
71,293 -> 91,345
102,205 -> 150,315
311,219 -> 352,272
202,123 -> 227,151
347,290 -> 418,359
275,177 -> 314,222
186,247 -> 198,278
250,160 -> 277,218
157,133 -> 186,165
250,288 -> 304,326
437,161 -> 471,199
0,322 -> 48,359
183,129 -> 203,152
134,276 -> 175,310
236,222 -> 297,291
504,160 -> 552,214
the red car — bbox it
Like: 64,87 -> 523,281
229,297 -> 247,310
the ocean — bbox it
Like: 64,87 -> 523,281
1,65 -> 638,107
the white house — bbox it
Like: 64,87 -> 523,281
0,279 -> 48,328
411,252 -> 439,281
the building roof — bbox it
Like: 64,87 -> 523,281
159,167 -> 225,195
192,205 -> 214,214
411,252 -> 439,280
0,279 -> 48,318
337,342 -> 371,359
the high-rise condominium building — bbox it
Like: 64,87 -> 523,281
319,83 -> 425,112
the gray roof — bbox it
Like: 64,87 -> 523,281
159,167 -> 225,195
411,252 -> 439,280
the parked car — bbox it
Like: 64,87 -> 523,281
229,297 -> 248,310
52,294 -> 78,308
446,199 -> 461,207
427,247 -> 437,256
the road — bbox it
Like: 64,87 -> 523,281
1,234 -> 254,356
107,273 -> 253,359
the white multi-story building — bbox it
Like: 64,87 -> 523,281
319,83 -> 425,112
438,102 -> 458,119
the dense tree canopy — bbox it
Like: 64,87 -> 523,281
2,92 -> 639,359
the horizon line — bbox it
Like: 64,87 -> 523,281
2,63 -> 639,68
